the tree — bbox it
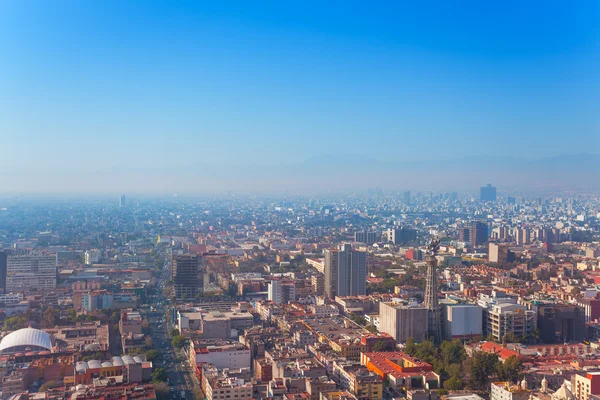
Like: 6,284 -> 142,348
373,340 -> 393,352
497,355 -> 524,383
151,367 -> 168,383
351,315 -> 367,326
443,364 -> 464,390
146,350 -> 160,362
172,335 -> 186,349
365,324 -> 378,334
39,380 -> 59,392
145,336 -> 153,348
404,337 -> 416,356
142,319 -> 151,334
440,339 -> 466,366
414,339 -> 438,365
193,388 -> 204,400
170,328 -> 180,337
3,315 -> 27,331
66,308 -> 77,323
467,351 -> 499,390
154,382 -> 170,400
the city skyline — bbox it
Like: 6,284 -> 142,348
1,1 -> 599,194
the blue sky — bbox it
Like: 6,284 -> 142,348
0,1 -> 598,193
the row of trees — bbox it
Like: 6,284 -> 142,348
404,338 -> 524,391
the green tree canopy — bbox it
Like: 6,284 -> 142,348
151,367 -> 168,383
146,350 -> 160,362
172,335 -> 186,349
497,355 -> 524,383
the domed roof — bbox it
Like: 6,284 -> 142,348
0,328 -> 53,353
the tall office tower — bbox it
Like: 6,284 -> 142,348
354,231 -> 377,245
323,248 -> 338,299
323,244 -> 367,298
119,194 -> 126,207
458,227 -> 470,242
507,196 -> 516,205
515,227 -> 531,245
424,239 -> 442,343
0,250 -> 6,293
469,221 -> 488,246
6,253 -> 57,292
386,228 -> 417,245
451,192 -> 458,201
403,191 -> 411,205
172,254 -> 204,300
480,184 -> 497,202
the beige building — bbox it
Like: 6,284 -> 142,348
201,364 -> 253,400
573,372 -> 600,400
379,301 -> 428,344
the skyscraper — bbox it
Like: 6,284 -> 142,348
119,194 -> 126,207
458,227 -> 470,242
469,221 -> 488,246
403,191 -> 411,205
480,184 -> 497,202
424,239 -> 442,343
172,254 -> 204,300
323,244 -> 366,298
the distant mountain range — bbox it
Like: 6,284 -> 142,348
218,153 -> 600,194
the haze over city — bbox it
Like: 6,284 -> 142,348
1,1 -> 599,194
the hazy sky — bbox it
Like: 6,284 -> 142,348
1,1 -> 598,194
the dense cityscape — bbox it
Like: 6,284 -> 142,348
0,185 -> 597,400
3,1 -> 599,399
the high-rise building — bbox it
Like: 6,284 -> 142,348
386,228 -> 417,245
323,244 -> 367,298
424,239 -> 442,343
0,251 -> 7,293
268,279 -> 296,305
458,227 -> 470,242
6,253 -> 57,292
469,221 -> 488,246
403,191 -> 411,205
515,227 -> 531,245
119,194 -> 126,207
172,254 -> 204,300
379,301 -> 428,344
480,184 -> 497,202
488,243 -> 514,264
354,231 -> 377,245
537,304 -> 585,344
478,293 -> 536,342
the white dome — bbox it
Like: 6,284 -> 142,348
0,328 -> 53,354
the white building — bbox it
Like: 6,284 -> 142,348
490,382 -> 530,400
0,293 -> 24,305
441,301 -> 483,340
190,340 -> 251,370
6,254 -> 57,292
84,250 -> 101,265
268,280 -> 296,305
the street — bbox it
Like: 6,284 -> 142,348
147,253 -> 197,400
